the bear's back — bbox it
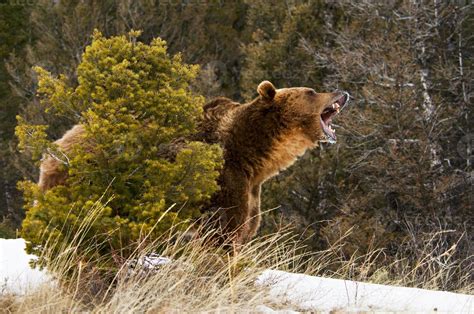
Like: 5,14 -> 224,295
194,97 -> 240,143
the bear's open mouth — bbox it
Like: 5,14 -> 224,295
320,93 -> 348,143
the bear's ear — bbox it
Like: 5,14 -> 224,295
257,81 -> 276,101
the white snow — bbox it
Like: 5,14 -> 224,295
126,253 -> 173,277
0,238 -> 50,294
128,253 -> 172,270
256,269 -> 474,313
255,305 -> 298,314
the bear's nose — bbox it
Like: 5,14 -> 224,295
335,91 -> 351,109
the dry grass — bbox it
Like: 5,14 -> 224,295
1,201 -> 472,313
1,200 -> 314,313
304,226 -> 473,294
1,231 -> 307,313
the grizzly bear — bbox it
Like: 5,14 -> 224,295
38,80 -> 349,245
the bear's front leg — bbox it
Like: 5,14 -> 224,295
243,184 -> 261,243
216,168 -> 252,246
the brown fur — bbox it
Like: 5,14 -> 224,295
38,124 -> 86,192
38,81 -> 348,245
201,81 -> 347,244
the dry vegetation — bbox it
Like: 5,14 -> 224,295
1,202 -> 472,313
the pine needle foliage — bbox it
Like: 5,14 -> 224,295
15,30 -> 223,266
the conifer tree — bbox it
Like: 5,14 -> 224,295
16,31 -> 223,264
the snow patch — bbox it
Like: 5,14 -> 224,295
256,269 -> 474,313
126,253 -> 173,276
0,238 -> 51,294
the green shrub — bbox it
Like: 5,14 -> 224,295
16,30 -> 223,265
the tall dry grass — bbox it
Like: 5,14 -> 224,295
1,200 -> 472,313
1,200 -> 314,312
